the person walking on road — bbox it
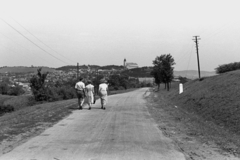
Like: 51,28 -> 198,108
75,77 -> 85,110
99,79 -> 108,110
85,80 -> 95,110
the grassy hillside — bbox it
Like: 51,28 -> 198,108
168,69 -> 240,134
0,67 -> 55,73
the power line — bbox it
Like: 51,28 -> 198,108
12,18 -> 76,64
0,31 -> 52,64
1,18 -> 69,65
174,41 -> 193,71
177,42 -> 192,63
185,44 -> 194,77
202,20 -> 235,41
0,43 -> 35,64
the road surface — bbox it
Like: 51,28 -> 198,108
0,88 -> 186,160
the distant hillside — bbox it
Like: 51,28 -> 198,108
99,65 -> 124,70
0,67 -> 55,73
122,68 -> 217,79
56,65 -> 151,77
0,65 -> 217,79
56,65 -> 101,71
168,69 -> 240,135
56,65 -> 217,79
56,65 -> 124,71
122,68 -> 216,79
174,70 -> 217,79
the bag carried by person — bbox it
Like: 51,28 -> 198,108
93,94 -> 96,104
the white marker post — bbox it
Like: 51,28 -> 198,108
179,83 -> 183,94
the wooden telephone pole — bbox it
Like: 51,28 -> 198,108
193,36 -> 201,79
77,63 -> 79,79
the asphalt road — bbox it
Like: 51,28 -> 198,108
0,88 -> 186,160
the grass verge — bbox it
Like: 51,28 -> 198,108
146,83 -> 240,159
0,99 -> 76,155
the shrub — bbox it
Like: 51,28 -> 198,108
215,62 -> 240,74
0,82 -> 25,96
0,104 -> 14,114
0,82 -> 9,95
114,86 -> 119,90
140,81 -> 153,87
43,86 -> 76,102
57,86 -> 76,100
29,68 -> 49,101
46,87 -> 61,102
108,86 -> 115,91
118,86 -> 125,90
7,85 -> 25,96
178,76 -> 189,84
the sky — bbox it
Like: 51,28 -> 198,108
0,0 -> 240,71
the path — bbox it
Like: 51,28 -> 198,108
0,88 -> 185,160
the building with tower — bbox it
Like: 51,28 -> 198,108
123,58 -> 138,69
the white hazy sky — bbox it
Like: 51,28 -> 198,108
0,0 -> 240,71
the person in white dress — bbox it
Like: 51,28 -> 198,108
85,80 -> 94,110
99,79 -> 108,110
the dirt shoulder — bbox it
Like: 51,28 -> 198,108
146,87 -> 240,160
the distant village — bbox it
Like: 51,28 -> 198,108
0,59 -> 154,94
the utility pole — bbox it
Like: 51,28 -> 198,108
193,36 -> 201,79
77,63 -> 79,80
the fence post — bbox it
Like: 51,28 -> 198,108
179,83 -> 183,94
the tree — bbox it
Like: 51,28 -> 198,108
0,82 -> 9,95
0,77 -> 25,96
150,69 -> 161,90
119,74 -> 129,89
92,74 -> 104,94
29,68 -> 49,101
108,74 -> 130,90
0,77 -> 10,95
151,54 -> 175,91
7,83 -> 25,96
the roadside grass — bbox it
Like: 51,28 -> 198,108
0,95 -> 13,105
147,87 -> 240,159
169,70 -> 240,135
3,95 -> 36,110
147,71 -> 240,158
0,99 -> 76,154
